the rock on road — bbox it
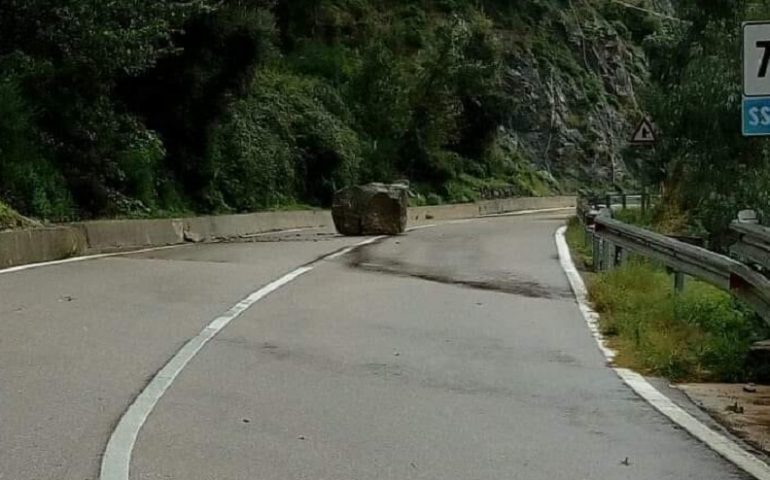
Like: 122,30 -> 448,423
0,212 -> 750,480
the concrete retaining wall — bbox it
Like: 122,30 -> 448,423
409,195 -> 575,223
0,227 -> 87,269
0,196 -> 574,270
184,210 -> 333,243
72,218 -> 185,252
478,195 -> 577,217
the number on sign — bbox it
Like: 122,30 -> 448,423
743,23 -> 770,97
758,41 -> 770,78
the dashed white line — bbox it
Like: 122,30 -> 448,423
555,225 -> 770,480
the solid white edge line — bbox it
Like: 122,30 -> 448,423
406,224 -> 438,231
481,206 -> 574,218
99,236 -> 381,480
555,225 -> 770,480
98,208 -> 572,480
0,244 -> 192,275
324,236 -> 387,260
239,227 -> 311,239
1,207 -> 572,276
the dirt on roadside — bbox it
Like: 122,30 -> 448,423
678,383 -> 770,453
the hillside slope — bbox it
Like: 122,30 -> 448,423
0,0 -> 663,219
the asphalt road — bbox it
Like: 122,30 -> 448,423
0,213 -> 750,479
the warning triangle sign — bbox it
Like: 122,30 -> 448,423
631,118 -> 656,144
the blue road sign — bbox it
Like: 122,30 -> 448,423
743,96 -> 770,136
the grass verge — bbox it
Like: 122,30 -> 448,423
565,217 -> 768,382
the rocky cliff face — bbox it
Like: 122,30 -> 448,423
492,0 -> 666,191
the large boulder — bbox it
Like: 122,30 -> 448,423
332,183 -> 408,235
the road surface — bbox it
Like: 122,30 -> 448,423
0,212 -> 749,479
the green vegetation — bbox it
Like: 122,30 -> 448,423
591,260 -> 766,382
634,0 -> 770,248
0,200 -> 38,230
4,0 -> 766,248
565,217 -> 594,269
0,1 -> 651,221
565,217 -> 768,382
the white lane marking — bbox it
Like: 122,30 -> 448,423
99,237 -> 381,480
554,227 -> 617,361
240,227 -> 311,238
324,236 -> 386,260
482,206 -> 573,218
0,226 -> 328,275
555,225 -> 770,479
1,208 -> 572,275
406,224 -> 438,231
445,220 -> 472,224
0,244 -> 191,275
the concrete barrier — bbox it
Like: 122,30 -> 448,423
184,210 -> 333,242
0,227 -> 86,269
408,204 -> 480,224
0,196 -> 575,270
477,195 -> 576,216
72,218 -> 185,252
409,195 -> 575,223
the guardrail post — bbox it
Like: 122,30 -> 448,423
615,246 -> 625,267
674,272 -> 685,293
608,243 -> 618,269
622,194 -> 627,210
603,240 -> 614,271
592,236 -> 600,270
641,187 -> 648,214
596,211 -> 770,325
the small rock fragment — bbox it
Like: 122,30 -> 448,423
298,435 -> 306,440
726,401 -> 745,414
183,231 -> 204,243
621,457 -> 630,466
744,383 -> 758,393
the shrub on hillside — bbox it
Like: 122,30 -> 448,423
0,79 -> 73,220
207,69 -> 362,211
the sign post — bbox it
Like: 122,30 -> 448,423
743,22 -> 770,136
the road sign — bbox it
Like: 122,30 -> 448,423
744,22 -> 770,96
630,118 -> 656,145
742,96 -> 770,136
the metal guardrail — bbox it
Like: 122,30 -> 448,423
578,190 -> 661,214
731,221 -> 770,273
578,203 -> 770,323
